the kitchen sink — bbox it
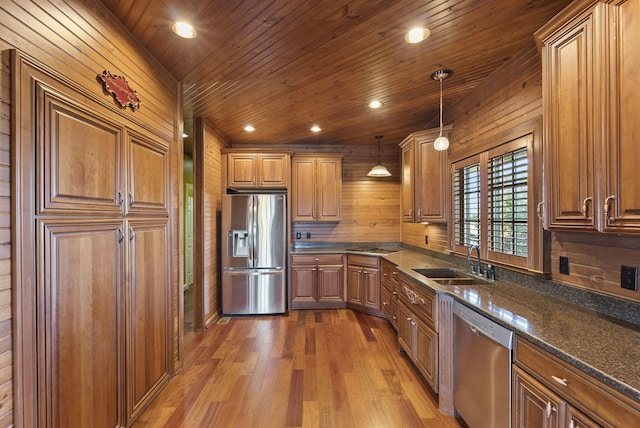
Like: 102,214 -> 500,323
412,268 -> 469,278
413,268 -> 485,286
432,278 -> 477,286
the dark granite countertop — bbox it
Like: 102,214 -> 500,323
382,250 -> 640,404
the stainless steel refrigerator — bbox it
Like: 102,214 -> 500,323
221,192 -> 287,315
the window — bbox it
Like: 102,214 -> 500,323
488,147 -> 528,257
451,134 -> 535,269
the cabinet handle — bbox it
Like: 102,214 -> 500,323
545,402 -> 556,418
129,192 -> 135,208
417,208 -> 422,218
118,228 -> 124,243
551,375 -> 568,387
117,191 -> 124,207
569,419 -> 575,428
604,195 -> 616,224
536,201 -> 544,220
129,226 -> 135,240
392,291 -> 398,296
410,319 -> 416,326
409,208 -> 413,217
581,196 -> 592,219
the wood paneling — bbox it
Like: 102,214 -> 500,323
99,0 -> 573,149
0,50 -> 12,426
1,1 -> 182,425
194,118 -> 229,329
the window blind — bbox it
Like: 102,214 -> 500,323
453,163 -> 481,247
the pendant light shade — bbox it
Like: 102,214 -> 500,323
431,69 -> 453,151
367,135 -> 391,177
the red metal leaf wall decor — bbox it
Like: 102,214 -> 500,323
98,70 -> 141,110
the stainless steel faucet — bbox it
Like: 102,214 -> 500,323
467,244 -> 482,275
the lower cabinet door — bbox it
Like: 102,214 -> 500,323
513,366 -> 565,428
317,264 -> 344,303
414,317 -> 438,393
290,264 -> 318,306
39,220 -> 126,428
396,301 -> 414,359
128,220 -> 172,420
566,405 -> 603,428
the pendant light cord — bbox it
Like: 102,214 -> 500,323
438,77 -> 444,137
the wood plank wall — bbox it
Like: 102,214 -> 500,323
196,119 -> 229,328
244,143 -> 402,243
0,1 -> 182,424
0,50 -> 12,427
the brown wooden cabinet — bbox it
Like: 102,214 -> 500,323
513,366 -> 565,428
380,259 -> 399,329
513,335 -> 640,427
537,0 -> 640,233
346,254 -> 381,315
19,62 -> 174,427
226,152 -> 290,189
291,155 -> 342,222
399,127 -> 450,223
290,254 -> 345,309
397,273 -> 438,392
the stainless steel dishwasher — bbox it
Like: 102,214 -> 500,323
453,301 -> 513,428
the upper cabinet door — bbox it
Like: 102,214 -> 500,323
540,6 -> 600,230
416,138 -> 448,223
602,0 -> 640,232
400,142 -> 415,222
257,153 -> 289,188
316,157 -> 341,222
38,84 -> 124,215
127,131 -> 170,215
227,153 -> 258,188
292,157 -> 316,221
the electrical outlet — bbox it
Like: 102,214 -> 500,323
425,235 -> 429,245
621,265 -> 638,291
306,232 -> 311,239
559,256 -> 570,275
295,232 -> 301,239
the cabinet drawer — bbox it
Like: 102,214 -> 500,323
347,254 -> 380,267
381,260 -> 399,287
291,254 -> 343,265
514,336 -> 640,426
398,274 -> 436,329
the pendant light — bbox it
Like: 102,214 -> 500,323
367,135 -> 391,177
431,69 -> 453,151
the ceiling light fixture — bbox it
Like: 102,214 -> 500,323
310,125 -> 321,133
405,27 -> 430,44
367,135 -> 391,177
244,125 -> 255,132
431,69 -> 453,151
171,22 -> 197,38
368,100 -> 383,109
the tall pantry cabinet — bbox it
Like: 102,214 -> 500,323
15,55 -> 173,426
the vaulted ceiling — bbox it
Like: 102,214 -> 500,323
99,0 -> 573,148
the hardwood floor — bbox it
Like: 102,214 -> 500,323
134,309 -> 461,427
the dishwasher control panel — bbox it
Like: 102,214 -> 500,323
453,301 -> 513,349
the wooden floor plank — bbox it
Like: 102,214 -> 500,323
133,309 -> 461,427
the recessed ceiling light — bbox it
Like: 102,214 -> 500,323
369,100 -> 383,109
244,125 -> 255,132
405,27 -> 430,44
310,125 -> 321,133
171,22 -> 197,39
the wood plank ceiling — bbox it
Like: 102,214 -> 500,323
98,0 -> 573,149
